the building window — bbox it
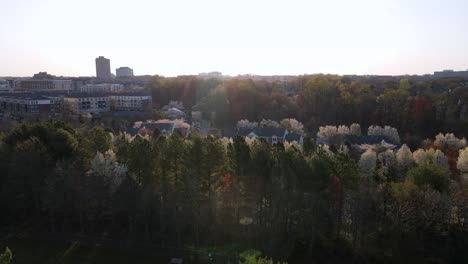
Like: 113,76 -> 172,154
272,135 -> 278,144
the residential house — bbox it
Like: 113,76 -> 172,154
126,120 -> 191,137
162,101 -> 184,112
237,127 -> 289,145
285,133 -> 304,145
343,135 -> 398,154
141,122 -> 176,135
166,107 -> 186,120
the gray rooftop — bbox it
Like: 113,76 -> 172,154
0,92 -> 51,100
237,127 -> 287,138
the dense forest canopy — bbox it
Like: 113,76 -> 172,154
1,122 -> 468,263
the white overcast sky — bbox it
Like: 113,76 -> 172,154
1,0 -> 468,77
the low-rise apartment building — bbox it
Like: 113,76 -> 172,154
17,79 -> 73,91
0,80 -> 13,92
110,94 -> 152,111
52,80 -> 73,91
78,83 -> 124,93
63,95 -> 110,114
0,93 -> 56,114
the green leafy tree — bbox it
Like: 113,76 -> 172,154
306,148 -> 333,192
239,250 -> 287,264
250,139 -> 275,191
195,85 -> 231,126
0,247 -> 12,264
302,135 -> 315,156
375,88 -> 410,128
332,153 -> 359,189
84,126 -> 113,155
119,136 -> 153,185
229,136 -> 251,177
8,137 -> 52,218
406,164 -> 449,192
399,78 -> 411,91
4,122 -> 79,161
201,136 -> 226,198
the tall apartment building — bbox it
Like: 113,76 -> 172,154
95,56 -> 111,81
116,67 -> 134,78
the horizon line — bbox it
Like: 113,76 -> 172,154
2,69 -> 468,79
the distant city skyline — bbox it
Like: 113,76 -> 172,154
1,0 -> 468,77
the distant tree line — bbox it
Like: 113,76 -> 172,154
147,75 -> 468,148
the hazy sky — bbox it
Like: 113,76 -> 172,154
1,0 -> 468,77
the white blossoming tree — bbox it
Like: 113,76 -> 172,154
367,125 -> 384,137
237,119 -> 258,129
337,125 -> 350,135
433,149 -> 449,170
383,126 -> 401,145
368,125 -> 400,144
396,144 -> 413,175
318,124 -> 364,144
259,119 -> 280,128
377,149 -> 397,181
244,136 -> 257,147
434,133 -> 467,150
280,118 -> 304,134
457,147 -> 468,184
317,126 -> 338,140
350,123 -> 362,136
422,139 -> 433,149
284,140 -> 303,152
220,137 -> 233,152
359,149 -> 377,179
319,144 -> 334,157
413,148 -> 435,166
410,148 -> 449,172
460,138 -> 468,149
89,150 -> 128,194
317,125 -> 340,145
338,144 -> 349,155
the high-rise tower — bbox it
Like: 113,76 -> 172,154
95,56 -> 111,81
